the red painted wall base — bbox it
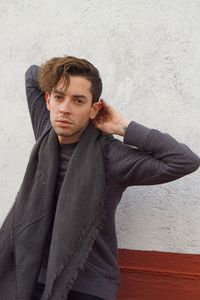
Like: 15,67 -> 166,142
116,249 -> 200,300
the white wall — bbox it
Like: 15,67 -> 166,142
0,0 -> 200,254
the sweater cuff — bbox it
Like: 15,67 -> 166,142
123,121 -> 152,149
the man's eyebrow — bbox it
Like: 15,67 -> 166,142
73,94 -> 87,99
52,89 -> 87,99
53,89 -> 65,95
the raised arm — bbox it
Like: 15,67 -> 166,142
25,65 -> 51,140
92,99 -> 200,187
107,121 -> 200,187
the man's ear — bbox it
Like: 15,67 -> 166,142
45,92 -> 50,111
90,101 -> 103,119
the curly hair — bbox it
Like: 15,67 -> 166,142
38,56 -> 102,103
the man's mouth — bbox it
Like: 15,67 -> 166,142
56,119 -> 73,124
55,119 -> 73,127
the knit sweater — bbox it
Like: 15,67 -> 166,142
25,65 -> 200,300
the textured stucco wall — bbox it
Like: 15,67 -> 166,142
0,0 -> 200,254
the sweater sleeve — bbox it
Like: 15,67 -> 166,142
106,121 -> 200,187
25,65 -> 51,140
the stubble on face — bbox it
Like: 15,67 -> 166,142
55,121 -> 89,140
47,76 -> 95,144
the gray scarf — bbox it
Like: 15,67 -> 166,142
0,122 -> 107,300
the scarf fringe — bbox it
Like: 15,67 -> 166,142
45,202 -> 106,299
62,215 -> 105,300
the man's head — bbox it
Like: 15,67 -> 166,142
38,56 -> 103,144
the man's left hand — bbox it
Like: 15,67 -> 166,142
91,99 -> 130,136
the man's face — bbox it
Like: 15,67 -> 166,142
45,75 -> 102,144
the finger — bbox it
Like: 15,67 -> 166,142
100,99 -> 113,113
100,98 -> 108,105
95,110 -> 108,122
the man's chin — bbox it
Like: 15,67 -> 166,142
54,124 -> 88,138
55,129 -> 74,137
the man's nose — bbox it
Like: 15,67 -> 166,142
59,99 -> 72,114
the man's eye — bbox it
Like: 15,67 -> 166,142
54,95 -> 63,100
75,98 -> 84,104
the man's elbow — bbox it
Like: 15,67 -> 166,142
186,154 -> 200,174
25,65 -> 39,82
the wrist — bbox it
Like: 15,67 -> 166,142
115,119 -> 131,136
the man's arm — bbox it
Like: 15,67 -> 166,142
25,65 -> 51,140
106,121 -> 200,187
92,99 -> 200,187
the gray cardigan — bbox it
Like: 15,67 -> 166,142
5,65 -> 198,300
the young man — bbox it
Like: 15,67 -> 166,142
0,56 -> 199,300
